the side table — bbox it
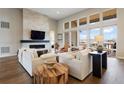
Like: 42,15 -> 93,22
33,63 -> 69,84
89,51 -> 107,78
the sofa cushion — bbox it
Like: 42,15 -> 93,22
40,53 -> 56,59
40,53 -> 57,62
37,50 -> 44,57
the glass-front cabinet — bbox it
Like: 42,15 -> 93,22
64,32 -> 70,44
64,22 -> 69,30
71,31 -> 77,47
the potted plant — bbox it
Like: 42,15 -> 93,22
97,45 -> 103,53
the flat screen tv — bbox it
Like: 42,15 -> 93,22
31,30 -> 45,40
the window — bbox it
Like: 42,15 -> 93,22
103,25 -> 117,49
79,30 -> 88,46
89,28 -> 101,46
103,25 -> 117,41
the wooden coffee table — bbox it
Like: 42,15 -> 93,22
33,62 -> 69,84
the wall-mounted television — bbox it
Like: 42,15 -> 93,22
31,30 -> 45,40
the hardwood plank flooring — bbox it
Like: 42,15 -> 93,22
0,56 -> 32,84
0,56 -> 124,84
68,58 -> 124,84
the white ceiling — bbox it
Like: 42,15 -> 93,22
29,8 -> 87,20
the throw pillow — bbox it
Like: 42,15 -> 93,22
37,51 -> 44,57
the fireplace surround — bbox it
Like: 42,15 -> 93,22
20,40 -> 50,49
29,45 -> 45,49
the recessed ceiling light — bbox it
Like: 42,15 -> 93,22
56,11 -> 60,14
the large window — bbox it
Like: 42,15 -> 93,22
103,25 -> 117,41
79,30 -> 88,46
103,25 -> 117,49
89,28 -> 101,46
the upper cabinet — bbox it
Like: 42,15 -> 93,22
89,13 -> 100,23
103,9 -> 117,20
79,17 -> 87,26
64,22 -> 69,30
71,20 -> 77,28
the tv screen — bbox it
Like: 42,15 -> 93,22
31,30 -> 45,40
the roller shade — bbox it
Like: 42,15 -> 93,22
90,14 -> 100,23
71,20 -> 77,28
79,17 -> 87,25
103,9 -> 117,20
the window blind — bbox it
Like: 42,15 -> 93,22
79,17 -> 87,25
90,14 -> 100,23
103,9 -> 117,20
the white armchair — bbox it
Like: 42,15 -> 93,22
58,49 -> 92,80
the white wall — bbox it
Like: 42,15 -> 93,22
23,9 -> 57,40
0,9 -> 23,57
0,8 -> 57,57
22,9 -> 57,48
117,9 -> 124,59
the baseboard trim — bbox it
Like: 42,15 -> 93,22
116,56 -> 124,59
0,54 -> 17,58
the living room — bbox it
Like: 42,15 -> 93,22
0,8 -> 124,84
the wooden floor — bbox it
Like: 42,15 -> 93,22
0,56 -> 124,84
0,56 -> 32,84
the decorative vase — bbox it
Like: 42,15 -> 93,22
97,45 -> 103,53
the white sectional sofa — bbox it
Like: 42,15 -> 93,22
58,49 -> 92,80
18,48 -> 57,76
18,48 -> 92,80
